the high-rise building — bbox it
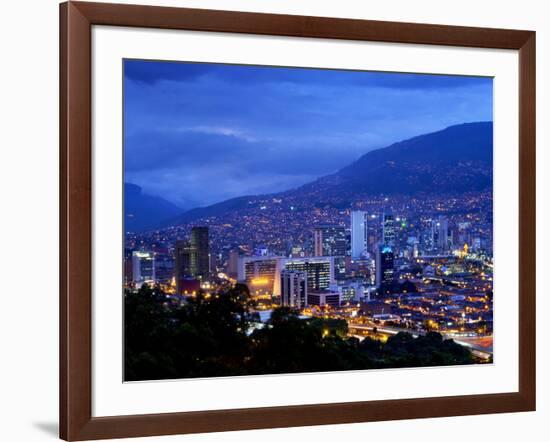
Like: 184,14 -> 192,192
424,216 -> 451,254
131,251 -> 155,285
280,270 -> 307,308
329,281 -> 366,303
174,240 -> 192,294
313,225 -> 346,280
154,253 -> 175,284
345,256 -> 374,281
382,213 -> 396,247
124,248 -> 134,286
280,257 -> 334,294
313,225 -> 347,257
436,216 -> 450,251
376,245 -> 394,294
174,227 -> 210,294
227,249 -> 241,278
351,211 -> 368,259
190,226 -> 210,278
237,256 -> 280,296
237,256 -> 335,297
422,220 -> 437,253
333,256 -> 346,281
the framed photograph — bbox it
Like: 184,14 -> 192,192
60,1 -> 536,440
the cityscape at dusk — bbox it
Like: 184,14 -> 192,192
124,59 -> 494,381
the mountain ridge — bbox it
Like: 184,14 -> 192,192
125,183 -> 183,232
297,121 -> 492,198
168,121 -> 493,226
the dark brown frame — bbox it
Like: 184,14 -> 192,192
60,1 -> 536,440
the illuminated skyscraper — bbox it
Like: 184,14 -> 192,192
227,249 -> 241,278
436,216 -> 450,251
131,251 -> 155,285
280,257 -> 334,293
329,281 -> 366,303
174,227 -> 210,294
376,245 -> 394,295
422,222 -> 436,253
174,240 -> 192,294
351,211 -> 368,259
313,225 -> 346,280
190,226 -> 210,278
424,216 -> 451,253
124,248 -> 133,286
382,213 -> 395,246
313,225 -> 347,257
237,256 -> 280,296
154,253 -> 174,284
280,270 -> 307,308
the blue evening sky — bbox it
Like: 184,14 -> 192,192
124,59 -> 493,209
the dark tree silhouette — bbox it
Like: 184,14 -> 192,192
125,286 -> 477,381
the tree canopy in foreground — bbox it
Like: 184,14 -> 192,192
125,284 -> 476,381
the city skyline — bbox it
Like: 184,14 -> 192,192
124,60 -> 494,381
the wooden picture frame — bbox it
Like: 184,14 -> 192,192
60,1 -> 536,440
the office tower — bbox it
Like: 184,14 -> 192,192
422,220 -> 438,253
280,257 -> 334,293
423,228 -> 433,253
280,270 -> 308,308
190,226 -> 210,278
313,225 -> 347,257
436,216 -> 450,251
153,253 -> 175,284
227,249 -> 240,278
174,240 -> 192,295
332,256 -> 346,281
131,251 -> 155,285
313,225 -> 346,280
382,213 -> 395,246
237,256 -> 335,297
376,245 -> 394,295
313,227 -> 323,257
124,248 -> 133,286
238,256 -> 280,296
351,211 -> 368,259
422,218 -> 450,254
307,290 -> 341,308
174,227 -> 210,290
329,281 -> 365,303
424,216 -> 451,253
346,256 -> 374,280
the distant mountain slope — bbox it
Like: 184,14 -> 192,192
299,121 -> 493,197
169,194 -> 256,225
170,122 -> 493,226
124,183 -> 183,232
